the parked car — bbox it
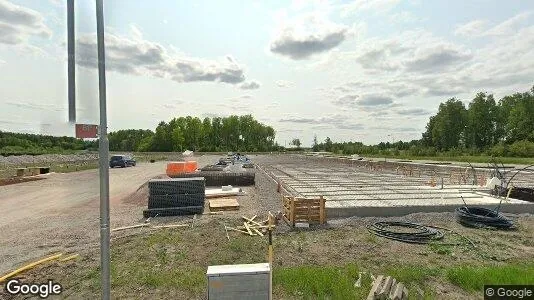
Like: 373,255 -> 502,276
109,155 -> 136,168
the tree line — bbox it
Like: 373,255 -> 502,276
109,115 -> 278,152
310,86 -> 534,157
0,131 -> 95,155
0,115 -> 278,155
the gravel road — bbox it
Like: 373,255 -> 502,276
0,156 -> 219,274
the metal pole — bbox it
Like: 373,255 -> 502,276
95,0 -> 110,299
67,0 -> 76,123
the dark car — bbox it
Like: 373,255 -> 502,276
109,155 -> 136,168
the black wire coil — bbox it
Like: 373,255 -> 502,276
366,221 -> 444,244
455,206 -> 514,229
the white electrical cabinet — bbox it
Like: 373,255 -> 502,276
207,263 -> 272,300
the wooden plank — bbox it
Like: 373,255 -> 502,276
320,195 -> 326,225
224,225 -> 230,241
226,227 -> 249,234
290,198 -> 296,227
209,198 -> 240,211
111,223 -> 150,232
252,227 -> 264,236
367,275 -> 384,300
152,224 -> 189,229
242,216 -> 263,227
243,222 -> 254,236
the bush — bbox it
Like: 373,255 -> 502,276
489,143 -> 508,157
508,140 -> 534,157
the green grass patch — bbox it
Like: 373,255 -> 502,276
385,265 -> 440,284
428,242 -> 453,255
363,154 -> 534,165
274,264 -> 370,299
447,264 -> 534,291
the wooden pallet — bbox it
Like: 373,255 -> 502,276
209,198 -> 240,211
282,195 -> 326,227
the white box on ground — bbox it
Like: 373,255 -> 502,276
207,263 -> 272,300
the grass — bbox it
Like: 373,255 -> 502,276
15,217 -> 534,299
274,264 -> 371,299
446,264 -> 534,291
428,242 -> 454,255
363,154 -> 534,165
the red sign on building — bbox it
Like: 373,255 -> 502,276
75,124 -> 98,138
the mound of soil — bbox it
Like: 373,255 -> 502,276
122,174 -> 169,206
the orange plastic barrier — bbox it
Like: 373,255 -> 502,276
166,162 -> 186,176
184,161 -> 198,173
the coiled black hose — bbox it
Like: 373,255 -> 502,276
455,206 -> 514,229
366,221 -> 444,244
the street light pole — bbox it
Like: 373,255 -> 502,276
95,0 -> 110,299
67,0 -> 75,123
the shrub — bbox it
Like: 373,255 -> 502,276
508,140 -> 534,157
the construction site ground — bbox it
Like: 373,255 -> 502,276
0,154 -> 533,299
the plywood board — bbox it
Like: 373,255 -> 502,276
209,198 -> 240,211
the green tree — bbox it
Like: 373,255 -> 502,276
465,92 -> 498,149
324,137 -> 333,152
312,135 -> 319,151
427,98 -> 467,150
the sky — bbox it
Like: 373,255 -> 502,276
0,0 -> 533,146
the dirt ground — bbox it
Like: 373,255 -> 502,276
0,156 -> 220,275
0,154 -> 533,299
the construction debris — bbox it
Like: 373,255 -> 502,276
111,223 -> 151,232
152,224 -> 189,229
225,215 -> 276,237
111,222 -> 190,232
367,275 -> 409,300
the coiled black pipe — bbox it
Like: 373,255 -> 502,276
455,206 -> 514,229
366,221 -> 444,244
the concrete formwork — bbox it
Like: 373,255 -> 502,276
258,155 -> 534,218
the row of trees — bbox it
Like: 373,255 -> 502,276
109,115 -> 278,152
1,115 -> 277,155
309,86 -> 534,157
0,131 -> 94,155
422,87 -> 534,151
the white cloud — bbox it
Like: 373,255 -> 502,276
239,80 -> 261,90
0,0 -> 52,45
455,12 -> 533,38
454,19 -> 488,37
279,114 -> 365,130
340,0 -> 401,17
76,30 -> 248,85
389,11 -> 422,23
270,14 -> 351,60
129,23 -> 143,40
334,94 -> 394,107
276,80 -> 294,88
485,11 -> 532,36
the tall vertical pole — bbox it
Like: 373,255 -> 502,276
95,0 -> 110,299
67,0 -> 76,123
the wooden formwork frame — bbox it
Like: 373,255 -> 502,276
282,195 -> 326,227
